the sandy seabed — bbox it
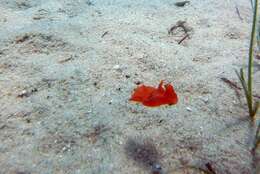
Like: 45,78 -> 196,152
0,0 -> 259,174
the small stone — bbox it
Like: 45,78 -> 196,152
21,90 -> 27,94
186,107 -> 192,112
199,96 -> 209,103
62,146 -> 67,152
113,65 -> 120,70
134,81 -> 142,85
17,90 -> 29,98
113,64 -> 126,72
175,1 -> 190,7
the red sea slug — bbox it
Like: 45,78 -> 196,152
130,81 -> 178,107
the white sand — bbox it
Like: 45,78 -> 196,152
0,0 -> 259,173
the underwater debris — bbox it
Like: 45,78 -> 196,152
130,80 -> 178,107
168,21 -> 193,44
220,77 -> 241,90
220,77 -> 260,99
58,56 -> 73,64
124,138 -> 162,173
174,1 -> 190,7
178,34 -> 189,44
220,77 -> 244,101
168,21 -> 192,35
235,5 -> 243,21
17,88 -> 38,98
101,31 -> 109,38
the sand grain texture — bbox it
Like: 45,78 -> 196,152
0,0 -> 259,173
